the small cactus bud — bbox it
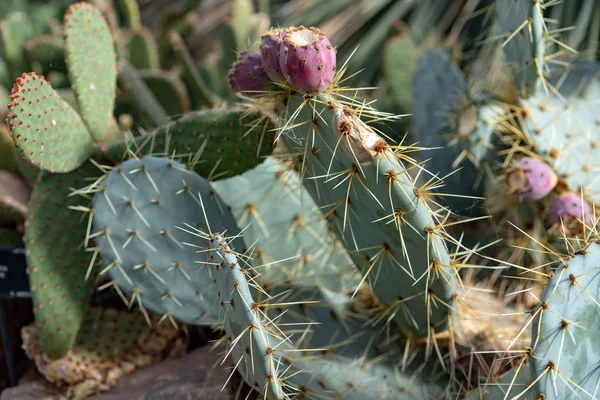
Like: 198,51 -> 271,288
549,193 -> 592,236
228,51 -> 267,95
259,28 -> 287,83
506,157 -> 557,201
278,26 -> 336,93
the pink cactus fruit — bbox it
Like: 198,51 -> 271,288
506,157 -> 558,201
549,192 -> 593,235
228,51 -> 267,95
278,26 -> 336,93
259,28 -> 287,83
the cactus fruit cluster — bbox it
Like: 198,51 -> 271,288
1,1 -> 600,400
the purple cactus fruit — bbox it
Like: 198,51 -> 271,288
278,26 -> 336,93
506,157 -> 558,201
227,51 -> 267,95
259,28 -> 287,83
549,193 -> 593,235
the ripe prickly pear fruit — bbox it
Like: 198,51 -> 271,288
278,26 -> 336,93
506,157 -> 557,201
549,192 -> 593,235
228,51 -> 267,95
259,28 -> 287,83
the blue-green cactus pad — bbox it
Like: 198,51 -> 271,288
92,156 -> 244,325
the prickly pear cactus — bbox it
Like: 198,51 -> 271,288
91,156 -> 243,325
7,72 -> 96,172
494,0 -> 546,97
517,61 -> 600,205
107,105 -> 277,178
210,232 -> 285,400
526,239 -> 600,399
64,2 -> 120,146
24,162 -> 105,358
239,26 -> 456,338
207,232 -> 439,399
212,156 -> 359,292
411,48 -> 488,214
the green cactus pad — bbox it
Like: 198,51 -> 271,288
529,241 -> 600,399
383,31 -> 420,113
92,156 -> 243,325
518,60 -> 600,204
64,2 -> 120,147
213,157 -> 358,292
118,0 -> 141,30
25,162 -> 104,358
285,357 -> 439,399
210,232 -> 285,400
0,171 -> 30,226
210,231 -> 439,399
125,27 -> 160,70
494,0 -> 545,97
6,72 -> 95,172
107,106 -> 277,179
269,92 -> 456,337
140,70 -> 190,117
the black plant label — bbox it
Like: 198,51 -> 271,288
0,246 -> 30,300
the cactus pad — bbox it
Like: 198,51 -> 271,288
6,72 -> 95,172
25,162 -> 105,358
494,0 -> 545,97
140,70 -> 190,116
270,92 -> 455,337
213,157 -> 358,292
211,232 -> 285,399
64,2 -> 120,147
92,156 -> 243,325
125,27 -> 159,70
529,241 -> 600,399
107,106 -> 277,179
412,48 -> 487,214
